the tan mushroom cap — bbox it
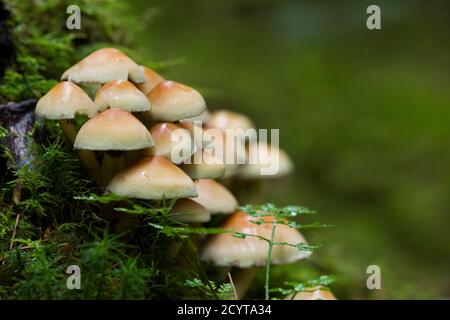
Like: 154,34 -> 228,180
94,80 -> 150,112
240,142 -> 294,179
201,211 -> 311,268
136,66 -> 164,95
61,48 -> 145,84
191,179 -> 238,214
207,110 -> 254,137
74,108 -> 154,151
146,122 -> 196,164
183,109 -> 211,123
171,198 -> 211,223
288,287 -> 337,300
203,127 -> 246,177
36,81 -> 97,119
107,156 -> 197,200
147,80 -> 206,121
180,149 -> 225,180
179,121 -> 210,149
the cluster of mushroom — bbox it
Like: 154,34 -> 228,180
35,47 -> 239,224
35,47 -> 332,299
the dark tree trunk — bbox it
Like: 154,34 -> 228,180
0,1 -> 38,174
0,0 -> 15,79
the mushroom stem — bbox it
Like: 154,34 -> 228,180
230,267 -> 258,299
101,151 -> 124,186
58,119 -> 102,185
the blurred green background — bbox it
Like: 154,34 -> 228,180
129,0 -> 449,298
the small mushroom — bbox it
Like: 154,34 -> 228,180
61,48 -> 145,84
202,127 -> 246,177
201,210 -> 311,298
239,141 -> 294,179
183,109 -> 211,123
94,80 -> 151,112
35,81 -> 101,183
140,122 -> 196,164
207,110 -> 254,141
136,66 -> 164,95
180,149 -> 225,180
146,80 -> 206,122
287,286 -> 337,300
179,120 -> 210,149
74,108 -> 154,184
191,179 -> 238,214
106,156 -> 197,200
170,198 -> 211,223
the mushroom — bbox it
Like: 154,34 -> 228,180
179,120 -> 211,149
201,210 -> 311,298
183,109 -> 211,123
74,108 -> 154,184
145,80 -> 206,122
203,127 -> 246,178
94,80 -> 151,112
144,122 -> 196,164
180,149 -> 225,180
61,48 -> 145,84
170,198 -> 211,223
190,179 -> 238,215
35,81 -> 101,183
207,110 -> 255,141
136,66 -> 164,95
106,156 -> 197,200
239,141 -> 294,179
287,286 -> 337,300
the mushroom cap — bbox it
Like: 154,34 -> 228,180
180,149 -> 225,180
61,48 -> 144,84
136,66 -> 164,95
179,121 -> 211,149
147,80 -> 206,121
146,122 -> 196,164
94,80 -> 151,112
288,287 -> 337,300
203,127 -> 246,177
191,179 -> 238,214
201,211 -> 311,268
171,198 -> 211,223
207,110 -> 254,137
106,156 -> 197,200
183,109 -> 211,123
240,142 -> 294,179
74,108 -> 154,151
36,81 -> 97,119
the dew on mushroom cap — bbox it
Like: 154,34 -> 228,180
106,156 -> 197,200
61,48 -> 145,84
94,80 -> 151,112
191,179 -> 238,214
146,80 -> 206,122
